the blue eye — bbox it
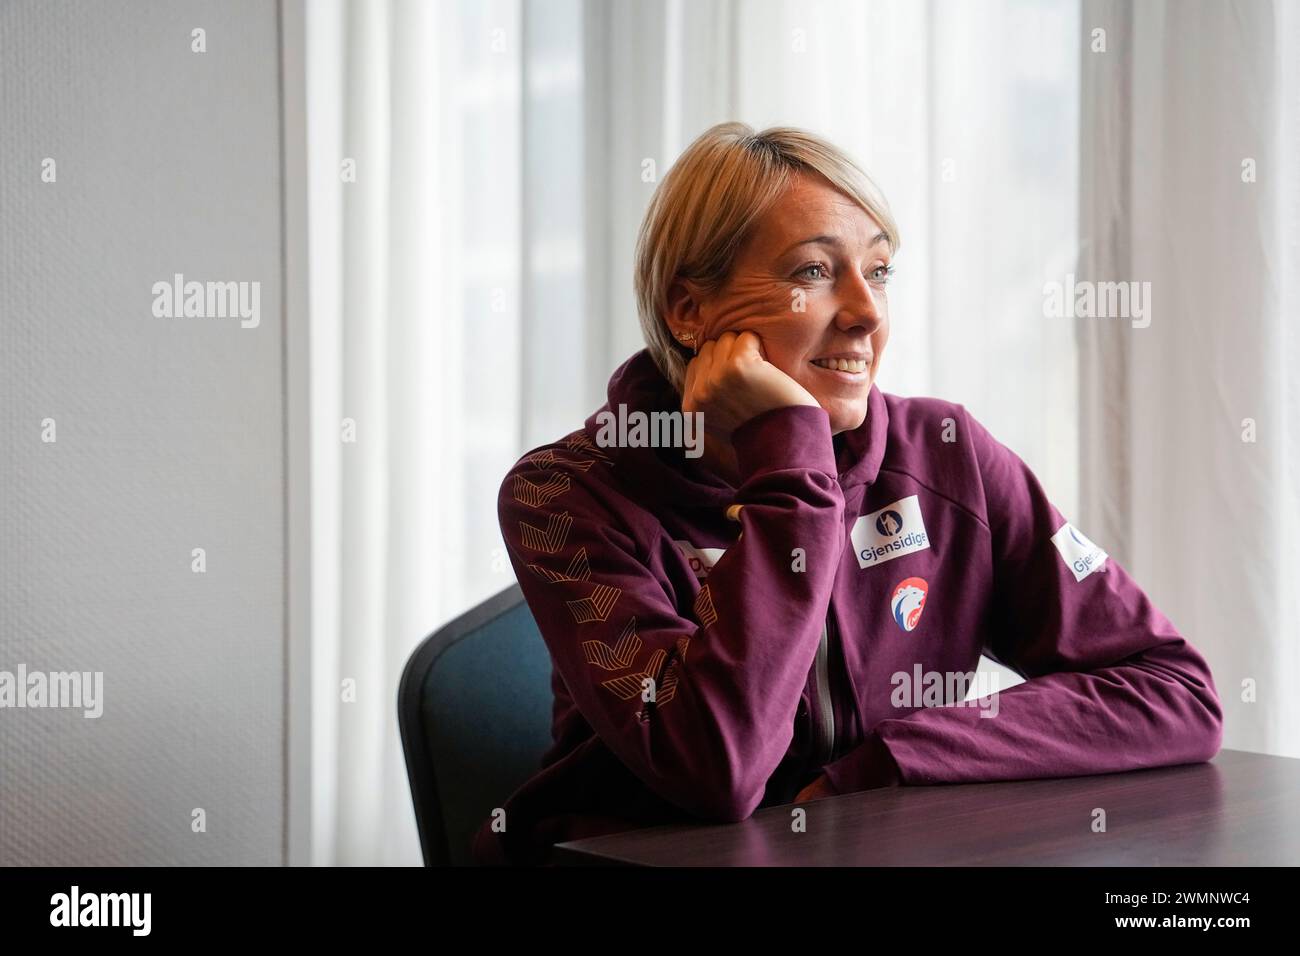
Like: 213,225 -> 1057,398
796,261 -> 895,283
796,262 -> 831,280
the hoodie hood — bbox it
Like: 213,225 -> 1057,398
583,349 -> 890,510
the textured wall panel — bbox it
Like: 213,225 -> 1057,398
0,0 -> 286,865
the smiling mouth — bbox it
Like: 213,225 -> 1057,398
810,356 -> 870,374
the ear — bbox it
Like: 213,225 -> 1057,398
663,277 -> 705,345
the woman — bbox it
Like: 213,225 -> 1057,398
473,122 -> 1222,867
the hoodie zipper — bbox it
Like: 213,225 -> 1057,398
812,610 -> 837,767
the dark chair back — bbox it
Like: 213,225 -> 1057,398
398,584 -> 554,865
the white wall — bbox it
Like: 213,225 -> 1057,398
0,0 -> 291,865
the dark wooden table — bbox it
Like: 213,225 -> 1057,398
553,749 -> 1300,865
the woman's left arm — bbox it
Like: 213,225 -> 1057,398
815,407 -> 1224,796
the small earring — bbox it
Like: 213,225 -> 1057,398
678,332 -> 698,355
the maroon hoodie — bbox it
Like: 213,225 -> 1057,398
471,349 -> 1223,866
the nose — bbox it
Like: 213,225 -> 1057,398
835,267 -> 886,334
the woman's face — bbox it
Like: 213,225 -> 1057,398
674,172 -> 892,435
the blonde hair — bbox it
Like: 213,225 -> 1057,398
633,122 -> 901,394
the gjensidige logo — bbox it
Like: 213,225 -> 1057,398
851,495 -> 931,570
1051,521 -> 1108,581
875,510 -> 903,536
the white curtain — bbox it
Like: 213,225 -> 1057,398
308,0 -> 581,866
305,0 -> 1108,865
1078,0 -> 1300,758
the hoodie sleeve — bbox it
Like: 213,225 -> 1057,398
499,405 -> 846,823
820,407 -> 1223,794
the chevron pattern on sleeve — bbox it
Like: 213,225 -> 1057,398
527,547 -> 590,583
518,512 -> 573,553
564,433 -> 613,464
582,616 -> 642,670
601,647 -> 666,700
526,449 -> 595,471
601,646 -> 685,707
692,584 -> 718,628
513,473 -> 571,508
566,583 -> 621,623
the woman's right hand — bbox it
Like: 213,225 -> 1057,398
681,330 -> 820,438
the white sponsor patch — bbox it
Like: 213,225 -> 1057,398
1051,522 -> 1108,581
850,495 -> 931,570
674,540 -> 726,578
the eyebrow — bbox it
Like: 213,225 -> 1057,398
780,232 -> 890,257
